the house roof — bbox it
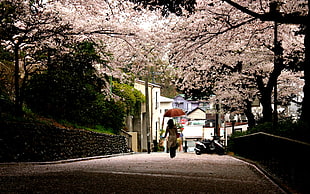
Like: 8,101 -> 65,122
174,94 -> 207,102
160,96 -> 174,103
187,107 -> 206,115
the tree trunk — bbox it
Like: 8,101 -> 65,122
255,75 -> 273,123
14,44 -> 22,116
260,92 -> 273,123
244,99 -> 255,128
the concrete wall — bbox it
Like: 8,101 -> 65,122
128,132 -> 138,152
0,123 -> 128,162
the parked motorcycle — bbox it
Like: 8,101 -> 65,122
194,138 -> 225,155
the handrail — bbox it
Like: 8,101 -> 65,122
233,132 -> 310,147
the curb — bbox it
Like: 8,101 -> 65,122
0,152 -> 135,165
232,155 -> 296,194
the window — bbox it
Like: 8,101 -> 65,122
155,92 -> 158,109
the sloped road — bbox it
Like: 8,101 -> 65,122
0,153 -> 285,193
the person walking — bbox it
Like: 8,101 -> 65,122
163,119 -> 178,158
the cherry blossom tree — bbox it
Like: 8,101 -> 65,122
48,0 -> 308,129
0,0 -> 71,115
1,0 -> 173,116
53,0 -> 173,82
168,0 -> 305,124
219,0 -> 309,124
2,0 -> 307,128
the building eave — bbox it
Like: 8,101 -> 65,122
135,79 -> 161,88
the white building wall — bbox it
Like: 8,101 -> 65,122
159,96 -> 174,134
134,80 -> 161,151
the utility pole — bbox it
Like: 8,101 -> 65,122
214,104 -> 220,139
14,44 -> 22,116
273,19 -> 279,126
145,66 -> 151,154
270,1 -> 281,127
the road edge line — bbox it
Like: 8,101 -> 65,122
0,152 -> 136,165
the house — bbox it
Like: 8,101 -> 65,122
159,96 -> 174,130
129,80 -> 161,152
160,96 -> 174,114
173,94 -> 195,112
187,107 -> 206,120
173,94 -> 212,113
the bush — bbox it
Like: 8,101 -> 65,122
112,81 -> 145,115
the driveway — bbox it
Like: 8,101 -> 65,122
0,152 -> 285,193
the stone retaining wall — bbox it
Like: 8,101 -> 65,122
0,122 -> 128,162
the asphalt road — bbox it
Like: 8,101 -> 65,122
0,152 -> 286,193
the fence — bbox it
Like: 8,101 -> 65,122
230,132 -> 310,193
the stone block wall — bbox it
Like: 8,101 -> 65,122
0,122 -> 128,162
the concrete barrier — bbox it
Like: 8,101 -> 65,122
230,132 -> 310,193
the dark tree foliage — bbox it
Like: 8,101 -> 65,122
131,0 -> 196,16
24,41 -> 125,132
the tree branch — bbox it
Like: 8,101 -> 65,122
173,17 -> 256,61
222,0 -> 307,24
66,29 -> 136,37
221,0 -> 262,18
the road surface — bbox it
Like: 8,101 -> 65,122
0,152 -> 285,193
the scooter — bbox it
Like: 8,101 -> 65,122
195,138 -> 225,155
